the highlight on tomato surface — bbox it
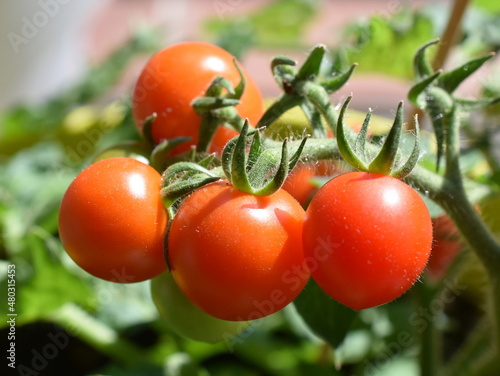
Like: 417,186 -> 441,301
132,41 -> 264,155
58,157 -> 168,283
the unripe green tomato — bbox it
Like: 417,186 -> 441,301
93,141 -> 151,164
263,99 -> 314,140
58,102 -> 126,165
262,98 -> 391,140
150,272 -> 251,344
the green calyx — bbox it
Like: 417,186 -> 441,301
222,120 -> 307,196
191,59 -> 246,153
336,95 -> 420,179
409,39 -> 499,170
258,44 -> 357,138
160,155 -> 221,217
141,113 -> 158,147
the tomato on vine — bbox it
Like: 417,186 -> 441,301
58,157 -> 168,283
132,41 -> 264,155
302,172 -> 432,311
167,181 -> 309,321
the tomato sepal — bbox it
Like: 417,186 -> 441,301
150,137 -> 192,172
320,63 -> 357,93
160,161 -> 221,211
191,96 -> 241,112
141,113 -> 158,147
222,120 -> 308,195
336,94 -> 421,179
296,44 -> 326,81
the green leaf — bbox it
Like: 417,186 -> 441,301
5,230 -> 93,325
293,279 -> 358,348
473,0 -> 500,12
345,13 -> 435,79
206,0 -> 319,50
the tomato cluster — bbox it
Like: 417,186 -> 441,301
58,41 -> 433,343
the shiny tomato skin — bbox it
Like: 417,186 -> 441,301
132,41 -> 264,155
303,172 -> 432,311
58,157 -> 168,282
168,181 -> 309,321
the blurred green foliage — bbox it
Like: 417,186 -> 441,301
1,1 -> 500,375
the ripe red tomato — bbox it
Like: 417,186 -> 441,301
302,172 -> 432,311
58,157 -> 168,282
208,126 -> 239,155
426,215 -> 463,281
282,164 -> 317,206
168,181 -> 309,321
282,161 -> 338,207
132,41 -> 264,155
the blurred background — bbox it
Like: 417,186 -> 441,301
1,0 -> 500,375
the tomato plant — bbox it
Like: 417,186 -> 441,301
151,271 -> 250,343
302,172 -> 433,310
167,180 -> 309,321
58,157 -> 168,282
13,2 -> 499,372
132,41 -> 264,155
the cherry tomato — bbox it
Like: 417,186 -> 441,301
426,215 -> 463,281
302,172 -> 432,311
282,164 -> 317,207
151,272 -> 250,343
282,161 -> 338,207
58,157 -> 168,282
132,41 -> 264,155
209,126 -> 239,155
168,181 -> 309,321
